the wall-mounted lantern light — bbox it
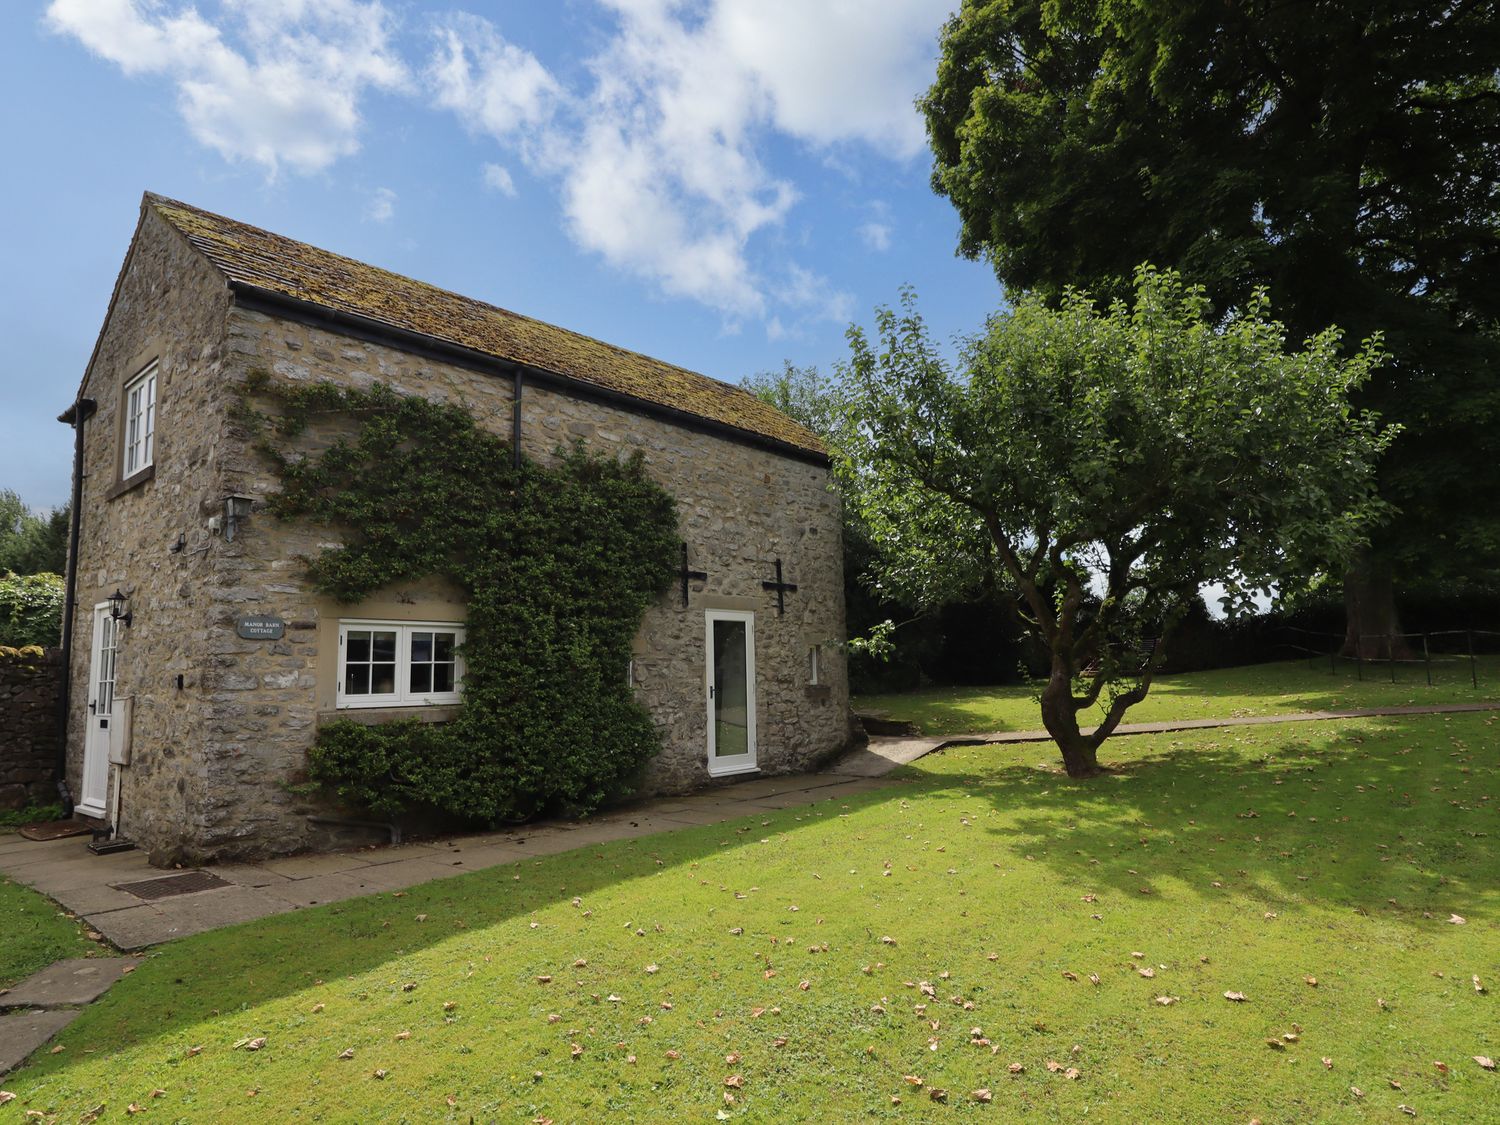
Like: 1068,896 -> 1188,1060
223,494 -> 255,542
107,589 -> 133,629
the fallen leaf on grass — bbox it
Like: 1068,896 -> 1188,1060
338,1048 -> 355,1060
929,1088 -> 947,1102
1349,1086 -> 1364,1098
1045,1060 -> 1064,1073
724,1075 -> 744,1089
1007,1062 -> 1024,1074
1449,914 -> 1466,925
902,1074 -> 924,1087
1398,1106 -> 1416,1117
311,1002 -> 326,1013
1474,1056 -> 1496,1070
1322,1057 -> 1333,1069
1474,976 -> 1486,994
1223,991 -> 1247,1002
0,1094 -> 14,1105
664,1050 -> 681,1060
1154,996 -> 1179,1006
372,1069 -> 388,1080
126,1105 -> 144,1115
1089,972 -> 1101,986
186,1046 -> 203,1057
1304,977 -> 1318,987
1138,967 -> 1156,979
971,1088 -> 992,1103
645,964 -> 659,974
1061,971 -> 1079,982
1389,1079 -> 1403,1089
395,1031 -> 411,1041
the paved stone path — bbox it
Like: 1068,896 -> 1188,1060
0,958 -> 140,1074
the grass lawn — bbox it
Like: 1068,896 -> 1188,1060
853,656 -> 1500,736
3,712 -> 1496,1121
0,860 -> 102,990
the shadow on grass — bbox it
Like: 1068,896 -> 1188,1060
904,715 -> 1496,925
12,783 -> 919,1086
17,712 -> 1495,1091
859,656 -> 1500,735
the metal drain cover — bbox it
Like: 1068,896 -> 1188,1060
111,870 -> 231,901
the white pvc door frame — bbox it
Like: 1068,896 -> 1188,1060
705,609 -> 758,777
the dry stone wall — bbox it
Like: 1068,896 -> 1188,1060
0,647 -> 62,810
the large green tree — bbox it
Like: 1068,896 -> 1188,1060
836,270 -> 1393,776
0,490 -> 68,577
923,0 -> 1500,655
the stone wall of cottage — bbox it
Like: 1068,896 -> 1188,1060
0,646 -> 62,811
188,303 -> 850,857
65,206 -> 235,858
69,210 -> 848,863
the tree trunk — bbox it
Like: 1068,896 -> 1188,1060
1342,551 -> 1411,659
1039,668 -> 1104,778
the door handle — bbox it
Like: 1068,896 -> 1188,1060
89,700 -> 96,714
709,685 -> 715,699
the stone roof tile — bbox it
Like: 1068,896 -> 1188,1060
145,193 -> 825,458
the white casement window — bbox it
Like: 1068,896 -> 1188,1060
122,362 -> 158,476
336,621 -> 465,708
809,644 -> 822,686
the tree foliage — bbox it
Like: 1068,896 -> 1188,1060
243,376 -> 679,823
835,270 -> 1395,775
923,0 -> 1500,630
0,572 -> 64,648
0,490 -> 68,577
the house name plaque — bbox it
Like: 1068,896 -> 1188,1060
236,615 -> 286,640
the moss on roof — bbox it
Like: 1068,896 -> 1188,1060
145,193 -> 825,458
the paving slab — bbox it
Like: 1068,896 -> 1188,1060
339,858 -> 465,892
440,842 -> 531,870
255,872 -> 370,910
210,863 -> 294,888
652,807 -> 738,827
0,1008 -> 79,1075
47,882 -> 145,916
0,958 -> 141,1009
259,852 -> 375,879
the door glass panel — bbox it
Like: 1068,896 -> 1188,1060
712,619 -> 749,759
95,616 -> 117,717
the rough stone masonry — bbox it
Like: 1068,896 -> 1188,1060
62,197 -> 851,864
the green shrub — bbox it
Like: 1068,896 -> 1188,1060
246,378 -> 679,824
0,572 -> 63,648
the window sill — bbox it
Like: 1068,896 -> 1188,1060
106,464 -> 155,501
319,704 -> 461,727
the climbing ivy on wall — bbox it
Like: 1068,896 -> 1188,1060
241,374 -> 680,823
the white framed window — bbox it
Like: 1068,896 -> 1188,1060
809,644 -> 822,686
336,620 -> 465,708
122,362 -> 158,476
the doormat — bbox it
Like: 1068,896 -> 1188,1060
111,871 -> 230,901
17,819 -> 94,842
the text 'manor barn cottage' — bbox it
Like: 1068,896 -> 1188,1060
58,193 -> 848,864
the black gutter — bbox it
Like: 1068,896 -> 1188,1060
55,396 -> 96,817
228,282 -> 832,469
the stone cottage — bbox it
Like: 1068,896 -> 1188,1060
59,193 -> 848,863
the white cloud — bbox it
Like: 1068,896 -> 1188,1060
481,162 -> 517,196
427,2 -> 939,318
859,221 -> 893,252
363,186 -> 396,222
45,0 -> 409,176
427,13 -> 561,142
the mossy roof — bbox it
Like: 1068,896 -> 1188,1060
145,193 -> 825,458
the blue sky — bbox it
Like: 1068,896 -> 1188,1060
0,0 -> 1002,511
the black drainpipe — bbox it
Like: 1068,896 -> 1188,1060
54,396 -> 96,817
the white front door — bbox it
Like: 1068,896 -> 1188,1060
79,604 -> 117,818
706,610 -> 757,777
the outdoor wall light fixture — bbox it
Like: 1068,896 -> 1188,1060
107,589 -> 133,629
223,494 -> 255,542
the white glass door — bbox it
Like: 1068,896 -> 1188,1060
79,604 -> 116,817
706,610 -> 757,776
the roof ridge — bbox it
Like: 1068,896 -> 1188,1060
142,192 -> 825,459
